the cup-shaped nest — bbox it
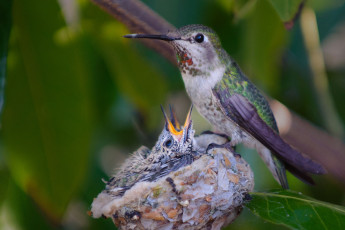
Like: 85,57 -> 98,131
91,134 -> 254,230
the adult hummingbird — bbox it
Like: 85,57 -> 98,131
124,24 -> 326,188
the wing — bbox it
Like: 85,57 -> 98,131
212,91 -> 326,175
105,153 -> 195,197
138,153 -> 195,182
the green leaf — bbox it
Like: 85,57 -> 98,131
246,189 -> 345,230
2,0 -> 94,220
0,166 -> 9,207
84,18 -> 169,131
240,0 -> 287,95
94,22 -> 168,112
4,180 -> 52,230
0,0 -> 12,122
268,0 -> 304,22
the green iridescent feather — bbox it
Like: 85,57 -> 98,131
214,61 -> 279,133
213,60 -> 288,188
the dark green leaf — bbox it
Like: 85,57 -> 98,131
0,0 -> 12,123
84,19 -> 169,131
93,22 -> 168,112
246,189 -> 345,230
268,0 -> 304,22
0,166 -> 9,207
5,180 -> 52,229
2,0 -> 94,219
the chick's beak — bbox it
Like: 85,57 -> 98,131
183,105 -> 193,130
169,105 -> 181,130
161,105 -> 183,140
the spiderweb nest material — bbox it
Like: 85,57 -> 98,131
91,134 -> 254,230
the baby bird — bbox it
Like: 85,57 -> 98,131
104,106 -> 196,197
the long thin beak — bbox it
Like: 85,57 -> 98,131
169,105 -> 181,130
183,105 -> 193,129
124,34 -> 180,41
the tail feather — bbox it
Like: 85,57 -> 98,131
213,91 -> 326,187
272,155 -> 289,189
285,163 -> 315,185
220,93 -> 326,175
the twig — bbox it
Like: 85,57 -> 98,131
284,0 -> 305,30
300,7 -> 344,138
91,0 -> 345,185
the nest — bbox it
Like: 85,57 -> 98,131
91,134 -> 254,230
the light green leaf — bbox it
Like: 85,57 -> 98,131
2,0 -> 94,219
246,189 -> 345,230
268,0 -> 304,22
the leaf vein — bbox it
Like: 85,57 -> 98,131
250,192 -> 345,214
311,204 -> 327,230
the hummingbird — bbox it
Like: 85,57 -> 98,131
105,106 -> 196,197
124,24 -> 326,188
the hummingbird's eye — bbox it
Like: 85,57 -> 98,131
194,33 -> 204,43
164,139 -> 173,148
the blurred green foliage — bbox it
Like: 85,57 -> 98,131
268,0 -> 303,22
0,0 -> 12,121
0,0 -> 345,229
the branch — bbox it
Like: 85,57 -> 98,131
91,0 -> 176,64
270,100 -> 345,184
91,0 -> 345,185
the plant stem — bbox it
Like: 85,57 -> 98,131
300,7 -> 344,138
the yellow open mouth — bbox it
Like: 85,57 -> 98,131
161,105 -> 193,140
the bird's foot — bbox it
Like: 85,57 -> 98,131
206,141 -> 241,158
205,143 -> 223,156
201,130 -> 230,141
228,140 -> 240,157
243,193 -> 252,202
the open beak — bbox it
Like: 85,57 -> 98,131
161,105 -> 183,140
124,34 -> 181,41
160,105 -> 193,142
183,105 -> 193,131
169,105 -> 181,130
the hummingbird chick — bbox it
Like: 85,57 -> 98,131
125,24 -> 326,189
104,105 -> 196,197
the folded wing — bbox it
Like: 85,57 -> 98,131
212,91 -> 326,177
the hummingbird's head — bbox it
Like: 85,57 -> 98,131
124,24 -> 228,77
154,105 -> 194,156
168,24 -> 224,75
